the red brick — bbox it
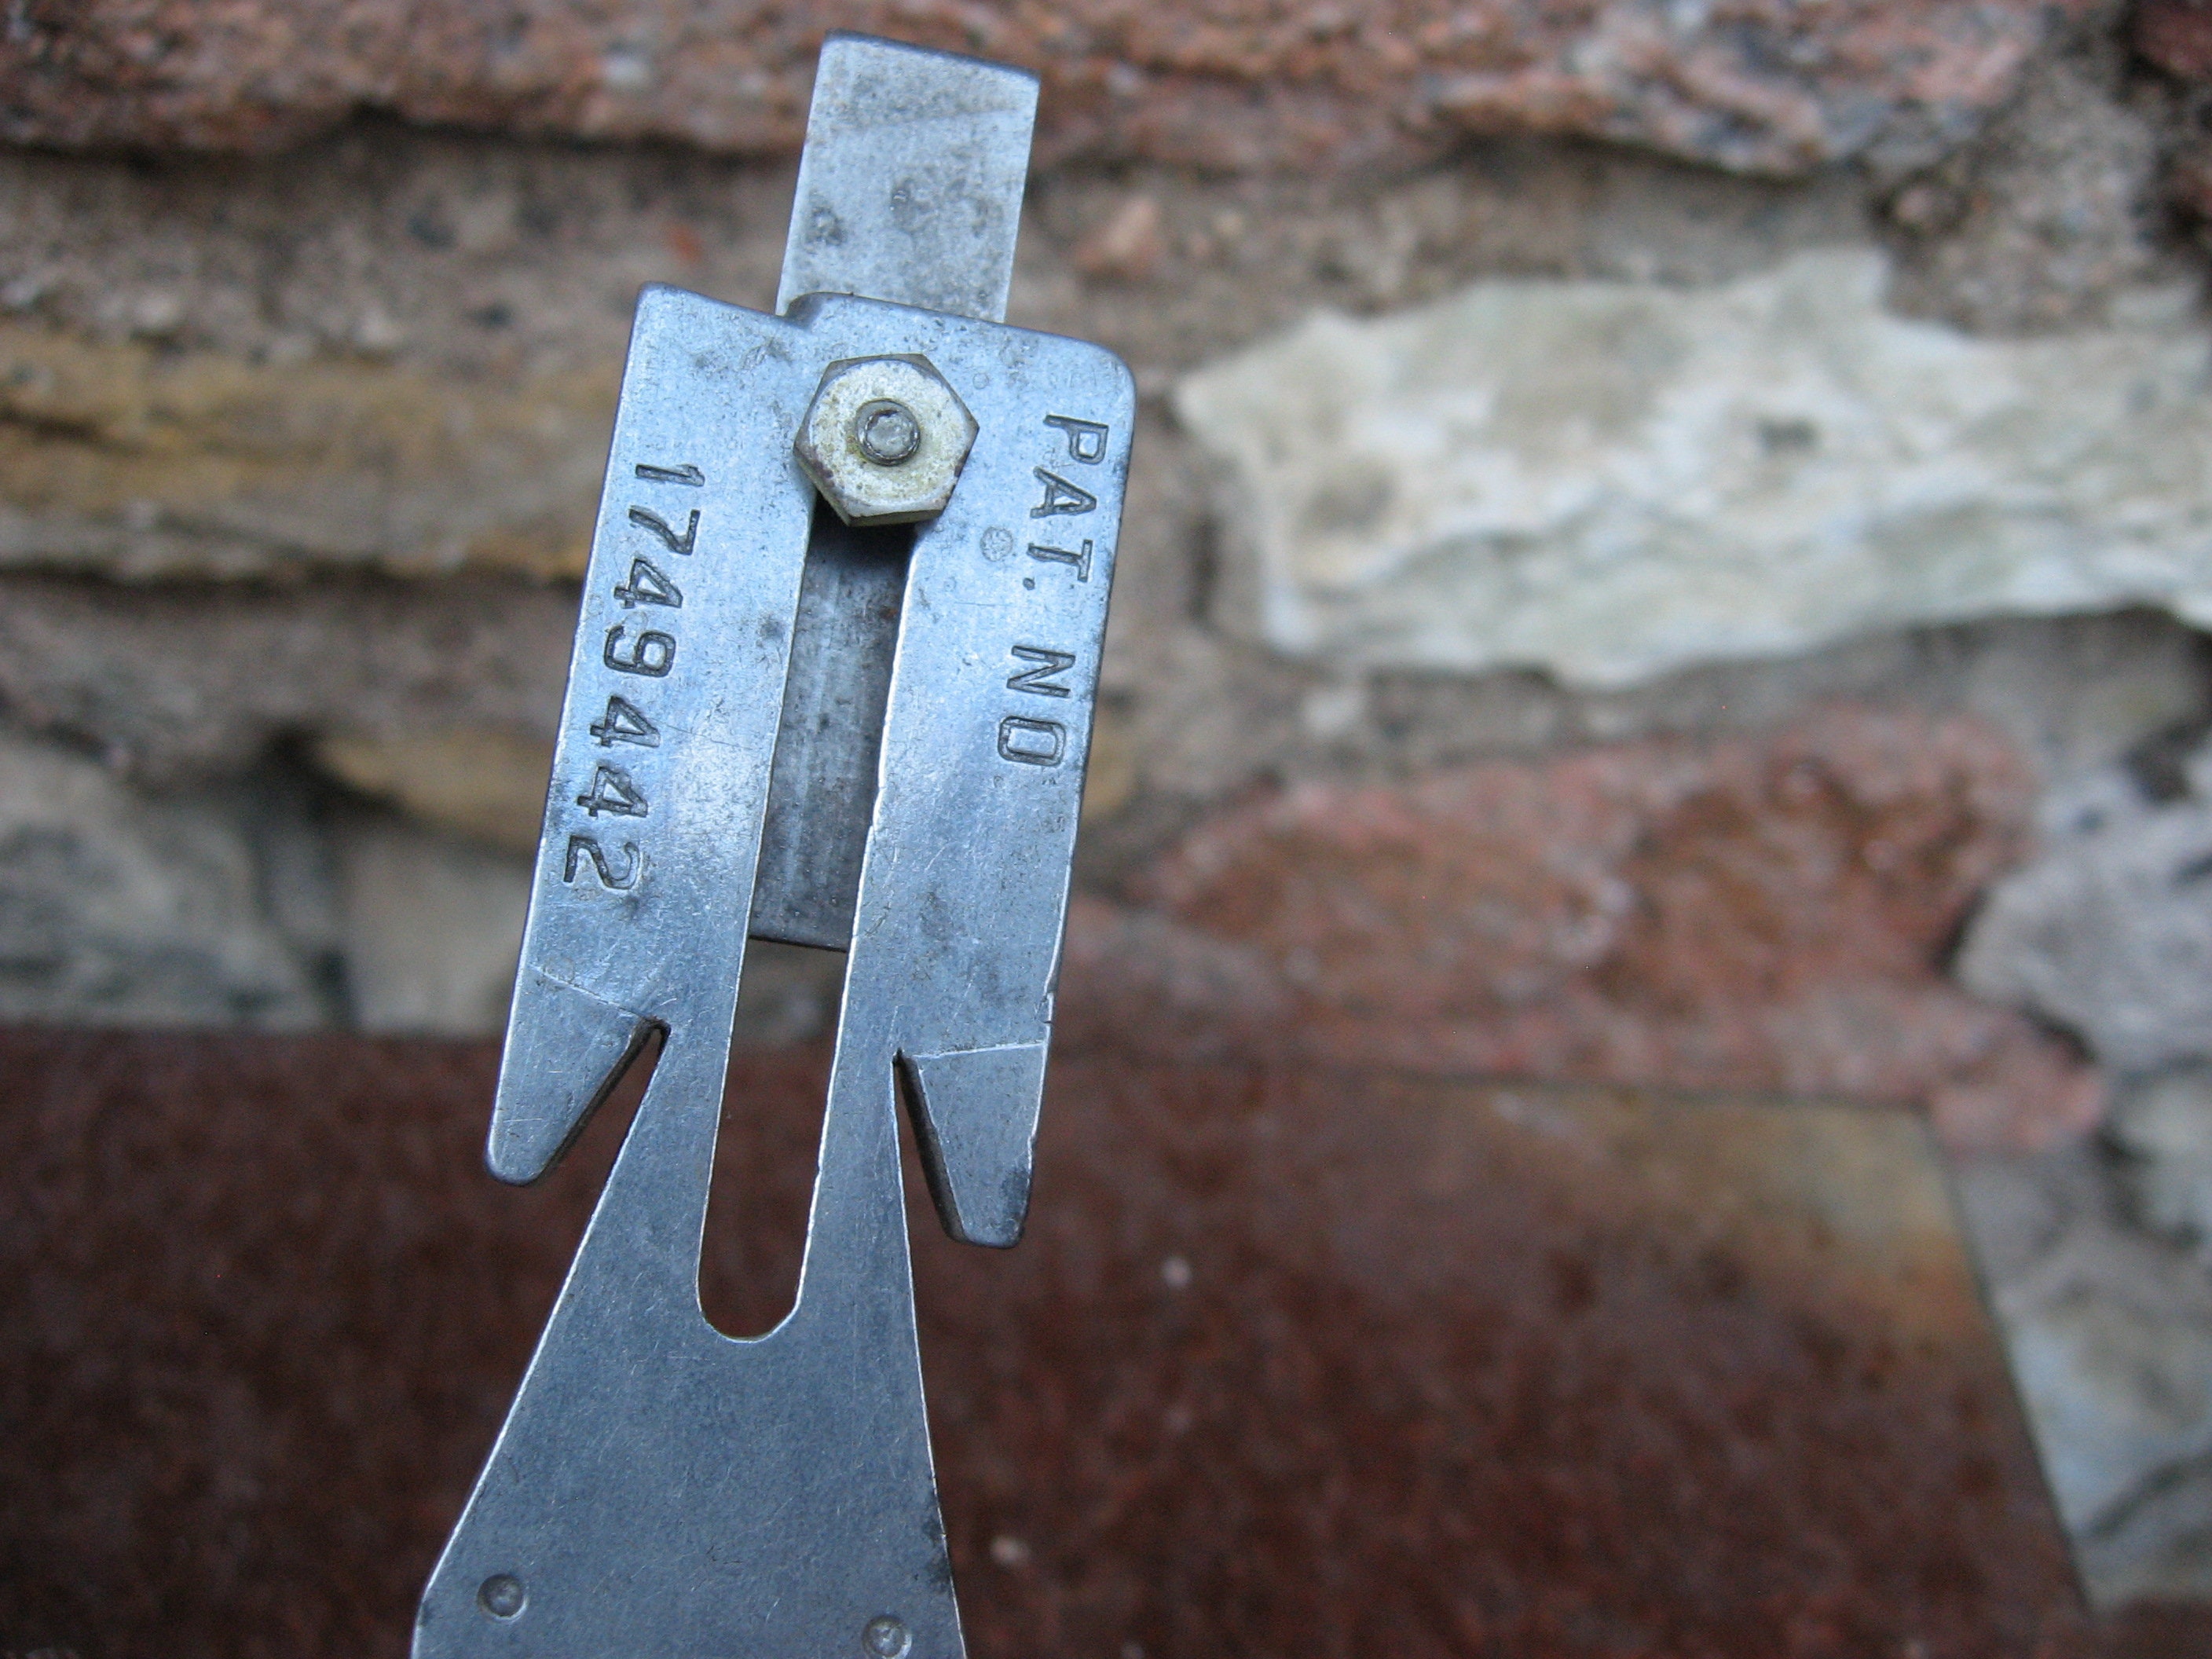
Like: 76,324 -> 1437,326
1064,705 -> 2100,1151
2140,0 -> 2212,82
0,0 -> 2090,177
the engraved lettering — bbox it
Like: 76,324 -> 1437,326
563,834 -> 642,890
589,694 -> 660,748
1043,416 -> 1109,464
1007,646 -> 1076,699
998,716 -> 1066,767
1031,468 -> 1097,518
576,763 -> 649,819
1027,540 -> 1093,582
603,626 -> 675,677
634,462 -> 705,486
628,504 -> 700,555
613,555 -> 683,610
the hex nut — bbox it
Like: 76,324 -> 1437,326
794,355 -> 979,526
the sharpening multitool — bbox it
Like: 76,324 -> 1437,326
414,34 -> 1132,1659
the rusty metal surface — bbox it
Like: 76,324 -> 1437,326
0,1027 -> 2203,1657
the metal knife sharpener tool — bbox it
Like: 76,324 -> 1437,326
413,35 -> 1132,1659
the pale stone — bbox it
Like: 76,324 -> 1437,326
328,808 -> 840,1042
1077,700 -> 1139,824
1174,251 -> 2212,688
331,813 -> 530,1035
1957,774 -> 2212,1075
0,322 -> 613,579
2110,1067 -> 2212,1248
0,729 -> 320,1025
1996,1221 -> 2212,1534
2078,1455 -> 2212,1606
1951,1139 -> 2212,1599
0,573 -> 575,785
315,726 -> 553,855
1951,1144 -> 2104,1288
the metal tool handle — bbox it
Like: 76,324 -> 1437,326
416,36 -> 1133,1659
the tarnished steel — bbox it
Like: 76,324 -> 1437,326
436,32 -> 1131,1657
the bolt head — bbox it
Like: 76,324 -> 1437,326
795,356 -> 978,526
477,1574 -> 526,1620
862,1614 -> 912,1657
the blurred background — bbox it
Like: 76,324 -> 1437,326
10,0 -> 2212,1652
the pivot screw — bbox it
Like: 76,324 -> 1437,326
795,355 -> 978,526
477,1573 -> 527,1620
862,1613 -> 913,1657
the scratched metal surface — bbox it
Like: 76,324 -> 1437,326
439,280 -> 1129,1659
775,34 -> 1037,325
413,37 -> 1129,1654
4,1029 -> 2202,1658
